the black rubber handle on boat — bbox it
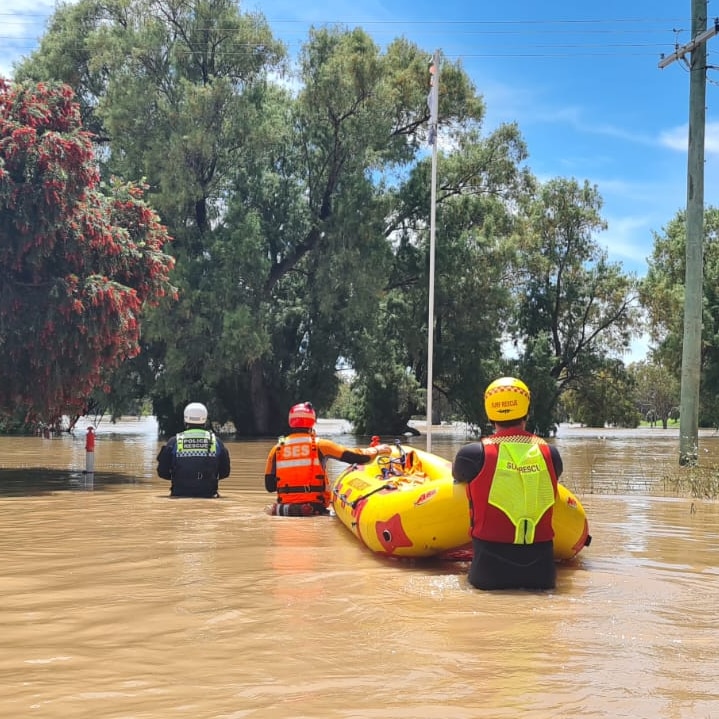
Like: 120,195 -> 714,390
348,482 -> 398,509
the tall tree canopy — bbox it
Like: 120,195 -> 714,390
641,207 -> 719,427
511,178 -> 641,434
350,123 -> 535,433
0,79 -> 175,426
14,3 -> 643,437
19,4 -> 499,434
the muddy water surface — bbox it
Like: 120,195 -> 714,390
2,419 -> 718,718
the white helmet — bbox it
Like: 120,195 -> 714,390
183,402 -> 208,425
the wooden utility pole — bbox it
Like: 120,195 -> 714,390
659,2 -> 717,465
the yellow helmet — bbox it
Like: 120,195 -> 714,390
484,377 -> 530,422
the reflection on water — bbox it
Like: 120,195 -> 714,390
1,419 -> 719,718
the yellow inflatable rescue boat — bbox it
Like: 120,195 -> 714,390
330,444 -> 590,560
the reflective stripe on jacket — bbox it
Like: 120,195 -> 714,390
274,433 -> 329,506
467,433 -> 557,544
176,429 -> 217,457
172,428 -> 221,489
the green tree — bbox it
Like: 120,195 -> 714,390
629,361 -> 680,428
511,177 -> 641,434
0,79 -> 175,428
562,360 -> 640,428
17,0 -> 287,434
202,31 -> 498,435
513,333 -> 563,436
15,5 -> 570,437
349,111 -> 535,432
19,10 -> 470,435
641,207 -> 719,428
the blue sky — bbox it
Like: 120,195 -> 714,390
1,0 -> 714,360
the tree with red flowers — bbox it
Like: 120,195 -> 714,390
0,78 -> 175,427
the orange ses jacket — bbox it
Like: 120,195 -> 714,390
264,432 -> 379,508
272,433 -> 327,506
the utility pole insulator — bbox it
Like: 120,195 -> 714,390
659,17 -> 719,68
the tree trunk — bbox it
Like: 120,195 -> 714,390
249,359 -> 272,435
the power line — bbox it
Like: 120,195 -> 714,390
0,12 -> 697,63
0,13 -> 689,24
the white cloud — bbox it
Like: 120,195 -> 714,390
659,124 -> 687,151
535,108 -> 659,148
597,216 -> 654,272
660,121 -> 719,154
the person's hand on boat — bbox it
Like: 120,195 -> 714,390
371,444 -> 392,455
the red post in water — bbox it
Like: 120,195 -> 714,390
85,426 -> 95,474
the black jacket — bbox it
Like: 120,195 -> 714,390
157,428 -> 231,497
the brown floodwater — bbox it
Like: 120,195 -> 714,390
2,418 -> 719,718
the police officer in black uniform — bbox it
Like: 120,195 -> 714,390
156,402 -> 231,497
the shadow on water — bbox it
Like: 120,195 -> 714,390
0,468 -> 152,497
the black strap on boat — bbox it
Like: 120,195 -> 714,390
346,482 -> 398,509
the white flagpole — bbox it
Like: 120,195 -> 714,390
426,49 -> 440,452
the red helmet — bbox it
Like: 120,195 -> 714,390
288,402 -> 316,429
